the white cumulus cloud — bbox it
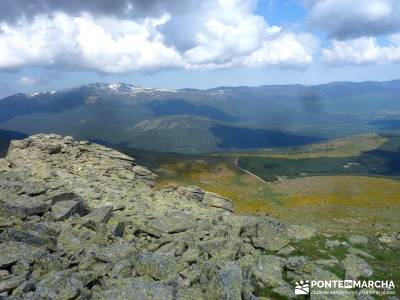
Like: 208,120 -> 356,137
306,0 -> 400,39
183,0 -> 317,69
323,36 -> 400,65
0,0 -> 317,73
0,13 -> 183,73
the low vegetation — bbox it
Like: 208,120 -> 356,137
121,134 -> 400,235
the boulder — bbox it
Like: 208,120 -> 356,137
176,287 -> 205,300
0,241 -> 40,268
348,247 -> 374,259
177,186 -> 205,202
198,237 -> 241,260
342,254 -> 373,280
288,225 -> 317,241
2,195 -> 49,216
81,206 -> 113,229
51,200 -> 88,221
203,192 -> 234,212
252,219 -> 289,252
0,276 -> 25,293
0,159 -> 11,173
277,245 -> 296,256
0,227 -> 56,249
251,255 -> 286,288
348,235 -> 368,246
206,262 -> 243,300
34,271 -> 84,300
149,211 -> 197,234
50,192 -> 84,204
285,256 -> 315,273
133,252 -> 181,280
94,278 -> 174,300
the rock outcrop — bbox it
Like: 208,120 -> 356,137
0,134 -> 394,299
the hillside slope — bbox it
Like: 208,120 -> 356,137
0,134 -> 398,298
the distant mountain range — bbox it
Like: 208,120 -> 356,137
1,80 -> 400,154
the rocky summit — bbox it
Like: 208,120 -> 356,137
0,134 -> 398,300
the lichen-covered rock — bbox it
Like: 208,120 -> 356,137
348,234 -> 368,246
149,211 -> 197,234
133,252 -> 181,280
252,218 -> 289,252
206,262 -> 243,300
93,278 -> 174,300
81,205 -> 113,229
203,192 -> 234,212
2,195 -> 49,217
0,227 -> 56,249
51,199 -> 88,221
251,255 -> 286,288
33,270 -> 84,300
342,254 -> 373,280
288,225 -> 317,241
0,276 -> 25,293
0,241 -> 41,268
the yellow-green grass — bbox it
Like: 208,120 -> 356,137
269,176 -> 400,234
154,158 -> 400,234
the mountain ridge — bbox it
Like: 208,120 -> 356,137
0,79 -> 399,154
4,79 -> 400,99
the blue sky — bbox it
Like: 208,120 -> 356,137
0,0 -> 399,97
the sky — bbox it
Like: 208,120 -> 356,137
0,0 -> 400,97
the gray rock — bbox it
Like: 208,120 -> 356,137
376,233 -> 400,249
51,200 -> 88,221
0,241 -> 40,268
348,247 -> 375,259
177,186 -> 205,202
0,276 -> 25,293
285,256 -> 308,272
133,252 -> 181,280
22,182 -> 48,196
89,243 -> 135,264
349,235 -> 368,246
198,237 -> 241,260
34,271 -> 84,300
252,219 -> 289,252
206,262 -> 243,300
326,240 -> 349,248
277,245 -> 296,256
149,211 -> 197,234
50,192 -> 84,204
203,192 -> 234,212
111,221 -> 125,237
251,255 -> 286,288
56,224 -> 90,255
272,282 -> 296,299
0,270 -> 10,280
288,225 -> 317,241
342,254 -> 373,280
81,206 -> 113,229
0,159 -> 11,173
313,258 -> 339,267
2,195 -> 49,216
111,259 -> 134,278
175,287 -> 205,300
0,227 -> 56,248
94,278 -> 174,300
